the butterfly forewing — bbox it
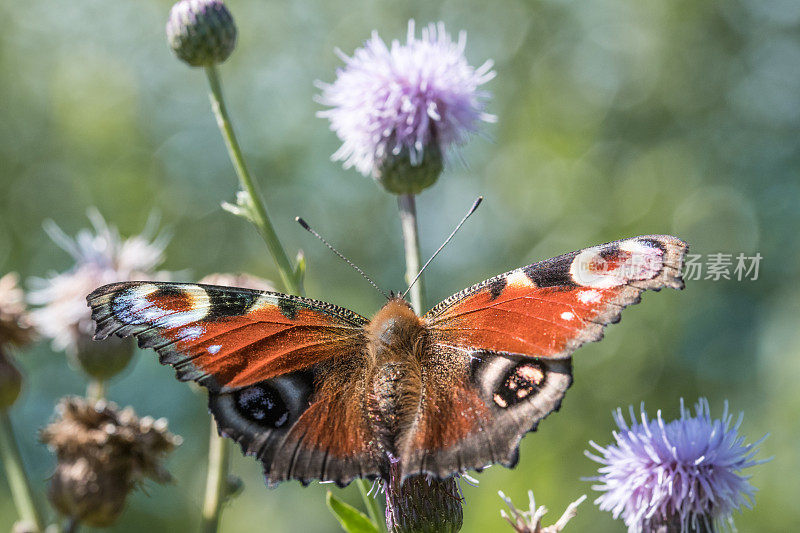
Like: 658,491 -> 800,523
424,235 -> 687,359
88,281 -> 368,391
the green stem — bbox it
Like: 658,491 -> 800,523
397,194 -> 425,314
201,64 -> 307,533
64,516 -> 80,533
201,421 -> 230,533
357,479 -> 385,532
0,411 -> 45,532
86,379 -> 105,402
204,65 -> 302,295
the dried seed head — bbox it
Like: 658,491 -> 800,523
41,397 -> 181,526
166,0 -> 237,67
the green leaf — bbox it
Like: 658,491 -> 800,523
326,491 -> 380,533
294,249 -> 306,287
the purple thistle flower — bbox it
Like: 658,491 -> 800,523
317,20 -> 496,179
586,399 -> 769,533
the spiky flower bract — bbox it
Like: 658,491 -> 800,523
586,399 -> 769,533
317,20 -> 495,192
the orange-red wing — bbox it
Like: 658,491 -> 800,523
425,235 -> 687,359
87,281 -> 368,392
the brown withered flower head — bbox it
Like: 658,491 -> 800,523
498,489 -> 586,533
41,397 -> 181,527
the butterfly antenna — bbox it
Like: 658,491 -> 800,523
403,196 -> 483,300
295,217 -> 390,300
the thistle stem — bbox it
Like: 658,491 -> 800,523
202,64 -> 306,533
204,65 -> 302,296
397,194 -> 425,314
201,421 -> 230,533
0,411 -> 45,533
86,379 -> 105,402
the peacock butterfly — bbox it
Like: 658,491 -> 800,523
87,234 -> 686,486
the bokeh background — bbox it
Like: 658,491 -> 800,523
2,0 -> 799,531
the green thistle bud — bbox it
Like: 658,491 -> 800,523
73,335 -> 134,381
166,0 -> 237,67
384,458 -> 463,533
374,143 -> 443,195
0,350 -> 22,410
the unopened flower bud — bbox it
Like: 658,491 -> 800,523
74,335 -> 134,381
0,350 -> 22,409
166,0 -> 237,67
374,143 -> 443,195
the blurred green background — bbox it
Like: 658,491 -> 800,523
1,0 -> 798,531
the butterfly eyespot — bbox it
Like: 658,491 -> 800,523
492,362 -> 547,409
234,384 -> 290,428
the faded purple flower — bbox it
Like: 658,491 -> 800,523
498,489 -> 586,533
28,209 -> 170,355
586,399 -> 769,533
317,20 -> 496,178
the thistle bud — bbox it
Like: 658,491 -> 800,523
73,334 -> 134,381
384,458 -> 463,533
166,0 -> 237,67
41,397 -> 181,527
0,350 -> 22,410
374,143 -> 444,196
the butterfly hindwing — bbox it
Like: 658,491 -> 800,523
209,364 -> 381,487
396,348 -> 573,479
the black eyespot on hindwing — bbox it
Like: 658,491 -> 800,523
234,383 -> 290,428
